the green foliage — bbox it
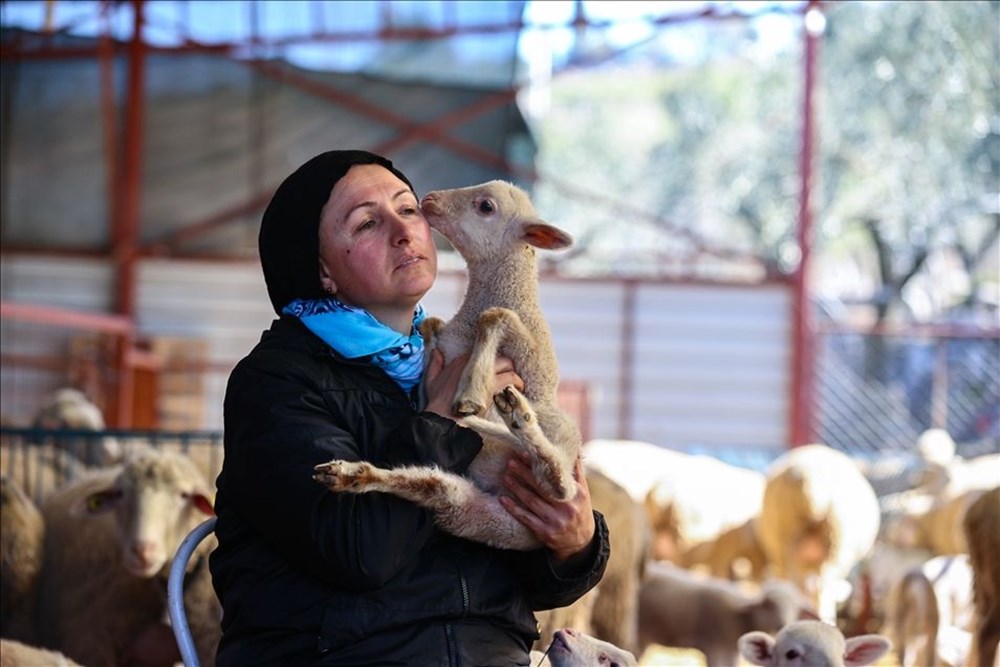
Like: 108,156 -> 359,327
530,1 -> 998,318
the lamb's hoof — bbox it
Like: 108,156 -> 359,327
313,460 -> 373,491
454,398 -> 486,417
494,385 -> 531,430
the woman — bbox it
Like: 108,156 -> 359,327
210,150 -> 609,666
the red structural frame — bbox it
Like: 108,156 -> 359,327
0,0 -> 821,441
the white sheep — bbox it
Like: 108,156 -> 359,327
738,620 -> 891,667
582,439 -> 765,567
1,388 -> 121,505
0,638 -> 85,667
678,517 -> 769,582
35,449 -> 218,667
637,560 -> 817,666
755,444 -> 881,623
883,486 -> 988,555
962,486 -> 1000,667
529,627 -> 638,667
883,553 -> 974,667
31,387 -> 121,466
314,180 -> 581,550
535,467 -> 650,655
0,475 -> 44,644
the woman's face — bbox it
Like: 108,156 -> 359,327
317,164 -> 437,328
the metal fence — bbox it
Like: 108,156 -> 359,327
814,324 -> 1000,494
0,427 -> 224,505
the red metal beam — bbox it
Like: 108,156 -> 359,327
789,0 -> 822,448
0,300 -> 133,334
110,0 -> 148,427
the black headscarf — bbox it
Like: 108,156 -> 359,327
258,150 -> 415,315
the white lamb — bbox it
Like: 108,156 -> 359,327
739,620 -> 891,667
314,180 -> 580,550
36,449 -> 219,667
637,560 -> 817,667
530,627 -> 638,667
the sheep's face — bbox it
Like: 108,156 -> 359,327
739,622 -> 891,667
544,628 -> 637,667
83,453 -> 214,577
421,181 -> 571,264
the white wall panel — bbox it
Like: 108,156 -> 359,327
2,257 -> 793,449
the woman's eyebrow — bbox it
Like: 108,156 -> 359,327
345,189 -> 415,217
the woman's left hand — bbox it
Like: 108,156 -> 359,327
499,455 -> 596,565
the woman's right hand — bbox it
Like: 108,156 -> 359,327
424,350 -> 525,419
424,349 -> 469,419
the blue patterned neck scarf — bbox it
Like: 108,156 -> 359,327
283,298 -> 426,392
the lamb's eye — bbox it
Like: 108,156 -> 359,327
477,199 -> 495,214
785,649 -> 801,660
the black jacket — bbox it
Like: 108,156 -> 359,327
210,317 -> 609,666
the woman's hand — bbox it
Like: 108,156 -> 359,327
499,455 -> 596,565
423,349 -> 467,418
424,350 -> 524,419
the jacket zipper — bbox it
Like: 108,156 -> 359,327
445,564 -> 470,666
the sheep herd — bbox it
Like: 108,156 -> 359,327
1,387 -> 997,667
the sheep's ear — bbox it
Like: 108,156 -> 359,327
737,632 -> 777,667
521,220 -> 573,251
843,635 -> 891,666
185,492 -> 215,516
77,489 -> 123,516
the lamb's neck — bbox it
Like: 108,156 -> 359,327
463,250 -> 540,312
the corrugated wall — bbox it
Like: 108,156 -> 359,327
1,257 -> 791,448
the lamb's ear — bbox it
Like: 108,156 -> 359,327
843,635 -> 891,666
521,219 -> 573,251
184,491 -> 215,516
737,632 -> 777,667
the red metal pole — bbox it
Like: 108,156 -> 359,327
789,1 -> 822,447
112,0 -> 147,427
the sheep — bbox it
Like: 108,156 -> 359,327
31,387 -> 121,466
637,560 -> 817,666
0,638 -> 85,667
582,439 -> 765,567
678,516 -> 769,582
535,467 -> 651,655
0,476 -> 44,644
913,428 -> 999,498
1,388 -> 120,505
755,444 -> 881,623
313,180 -> 581,551
36,449 -> 218,667
529,627 -> 638,667
837,540 -> 934,636
883,553 -> 974,667
883,486 -> 988,555
963,486 -> 1000,667
738,620 -> 891,667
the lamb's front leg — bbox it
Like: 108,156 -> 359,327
493,386 -> 576,501
454,307 -> 535,416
